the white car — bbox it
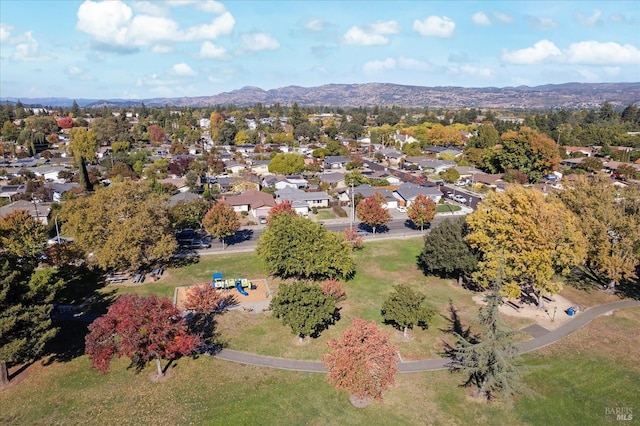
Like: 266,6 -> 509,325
395,206 -> 407,213
453,194 -> 467,203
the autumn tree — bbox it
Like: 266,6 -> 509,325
407,194 -> 436,231
69,127 -> 99,163
449,280 -> 525,402
269,282 -> 336,341
61,180 -> 177,271
556,174 -> 640,291
209,112 -> 225,143
481,127 -> 561,183
0,211 -> 63,385
466,186 -> 586,305
320,279 -> 346,302
268,153 -> 306,175
323,318 -> 398,404
85,294 -> 199,378
267,200 -> 296,222
257,213 -> 355,280
381,284 -> 435,338
202,202 -> 240,249
148,124 -> 166,145
356,195 -> 391,234
184,283 -> 237,349
418,218 -> 478,286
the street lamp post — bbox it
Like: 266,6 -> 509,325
55,214 -> 61,243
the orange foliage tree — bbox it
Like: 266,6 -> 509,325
323,318 -> 398,403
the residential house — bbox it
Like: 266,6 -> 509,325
424,146 -> 463,158
0,184 -> 26,202
561,158 -> 585,169
275,187 -> 332,214
46,182 -> 80,202
565,146 -> 594,157
377,149 -> 404,165
33,165 -> 69,182
249,160 -> 270,175
394,182 -> 442,206
317,172 -> 346,188
323,156 -> 351,169
351,185 -> 398,209
221,190 -> 275,219
0,199 -> 52,225
392,131 -> 418,148
225,161 -> 247,175
169,191 -> 201,208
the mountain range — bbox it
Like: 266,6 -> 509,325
2,82 -> 639,110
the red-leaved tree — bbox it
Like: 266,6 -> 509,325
85,294 -> 199,378
343,227 -> 363,249
148,124 -> 166,145
356,195 -> 391,234
320,279 -> 346,302
407,194 -> 436,231
57,116 -> 74,129
184,283 -> 237,313
323,318 -> 398,404
268,200 -> 296,223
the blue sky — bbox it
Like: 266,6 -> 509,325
1,0 -> 639,100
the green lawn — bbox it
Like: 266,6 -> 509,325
4,240 -> 637,425
436,204 -> 461,213
2,308 -> 638,425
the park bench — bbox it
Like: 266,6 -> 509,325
506,300 -> 522,311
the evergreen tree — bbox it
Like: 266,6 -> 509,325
448,278 -> 525,402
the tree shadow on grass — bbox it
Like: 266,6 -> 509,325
439,300 -> 480,360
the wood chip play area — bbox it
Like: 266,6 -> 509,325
174,276 -> 272,313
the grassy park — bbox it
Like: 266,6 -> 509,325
1,239 -> 638,425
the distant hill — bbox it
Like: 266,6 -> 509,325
3,82 -> 639,110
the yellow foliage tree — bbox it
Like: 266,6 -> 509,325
466,186 -> 586,305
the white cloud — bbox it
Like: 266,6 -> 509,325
67,66 -> 83,75
10,31 -> 51,61
171,63 -> 197,76
342,26 -> 388,46
200,41 -> 228,59
576,9 -> 602,26
525,16 -> 558,30
458,65 -> 493,78
471,12 -> 491,26
576,68 -> 599,81
493,12 -> 514,24
413,16 -> 455,38
151,44 -> 173,53
368,20 -> 401,34
363,58 -> 396,73
76,1 -> 234,50
165,0 -> 226,14
77,0 -> 133,47
565,41 -> 640,65
241,33 -> 280,51
397,56 -> 433,71
501,40 -> 562,64
182,12 -> 235,40
305,19 -> 325,31
131,1 -> 167,17
0,24 -> 11,42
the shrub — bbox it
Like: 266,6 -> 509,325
321,279 -> 346,302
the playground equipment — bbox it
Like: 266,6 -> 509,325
212,272 -> 251,296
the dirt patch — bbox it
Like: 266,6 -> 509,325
349,394 -> 374,408
472,292 -> 577,331
149,368 -> 173,383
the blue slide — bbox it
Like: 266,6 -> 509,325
235,280 -> 249,296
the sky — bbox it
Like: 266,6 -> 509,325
0,0 -> 639,100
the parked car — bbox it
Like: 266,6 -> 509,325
259,216 -> 267,224
395,206 -> 407,213
542,174 -> 559,182
453,194 -> 467,203
446,191 -> 454,199
454,179 -> 468,186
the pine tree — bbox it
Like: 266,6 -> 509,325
448,278 -> 525,402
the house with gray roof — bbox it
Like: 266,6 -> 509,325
323,156 -> 351,169
394,182 -> 442,206
275,187 -> 332,212
351,185 -> 398,209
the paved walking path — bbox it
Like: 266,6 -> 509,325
214,299 -> 640,374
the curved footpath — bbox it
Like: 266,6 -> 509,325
214,299 -> 640,374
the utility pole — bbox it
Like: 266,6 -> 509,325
350,182 -> 355,229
